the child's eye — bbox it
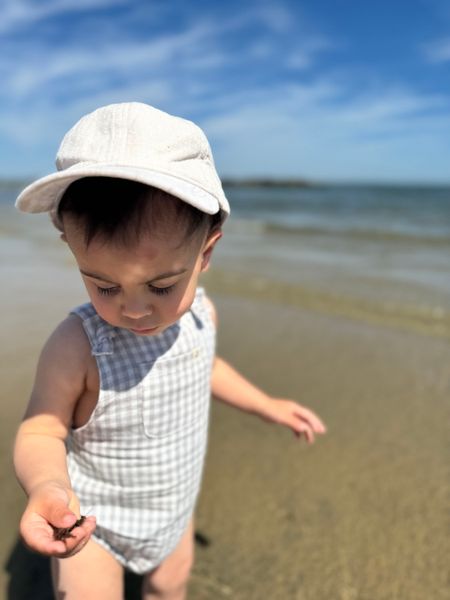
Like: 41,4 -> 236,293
97,286 -> 120,297
148,284 -> 174,296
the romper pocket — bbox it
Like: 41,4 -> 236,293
138,346 -> 210,438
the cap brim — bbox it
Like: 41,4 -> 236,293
16,163 -> 230,216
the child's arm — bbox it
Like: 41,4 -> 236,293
211,357 -> 326,442
206,297 -> 326,443
14,316 -> 96,557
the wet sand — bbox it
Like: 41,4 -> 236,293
191,294 -> 450,599
1,215 -> 449,598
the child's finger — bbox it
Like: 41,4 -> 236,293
55,516 -> 97,558
294,406 -> 326,433
20,514 -> 65,555
47,504 -> 79,530
21,510 -> 96,557
40,516 -> 95,557
28,487 -> 79,530
294,422 -> 315,443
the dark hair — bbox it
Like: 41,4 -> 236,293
57,177 -> 223,246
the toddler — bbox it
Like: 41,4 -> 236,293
14,102 -> 326,600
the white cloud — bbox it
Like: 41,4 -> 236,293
334,88 -> 446,125
201,82 -> 450,182
0,0 -> 331,109
256,3 -> 293,33
422,37 -> 450,63
248,40 -> 275,60
286,36 -> 334,70
219,1 -> 294,35
247,35 -> 331,70
1,1 -> 449,182
2,22 -> 220,98
0,0 -> 127,34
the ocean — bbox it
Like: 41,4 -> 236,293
2,180 -> 450,339
215,183 -> 450,339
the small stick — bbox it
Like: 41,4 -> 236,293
52,516 -> 86,541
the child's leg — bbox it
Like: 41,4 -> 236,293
141,519 -> 194,600
51,537 -> 124,600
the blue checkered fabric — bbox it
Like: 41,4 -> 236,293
66,287 -> 215,574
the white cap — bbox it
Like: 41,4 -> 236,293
16,102 -> 230,218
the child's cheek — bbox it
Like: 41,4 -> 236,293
87,293 -> 116,324
92,299 -> 111,322
169,286 -> 197,321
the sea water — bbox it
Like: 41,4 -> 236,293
216,184 -> 450,338
2,180 -> 450,338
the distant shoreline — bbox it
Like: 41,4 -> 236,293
1,177 -> 450,191
0,177 -> 315,190
222,178 -> 313,188
221,178 -> 450,189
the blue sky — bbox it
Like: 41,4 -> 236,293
1,0 -> 450,183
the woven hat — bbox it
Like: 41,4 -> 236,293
16,102 -> 230,218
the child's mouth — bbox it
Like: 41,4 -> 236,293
129,326 -> 159,335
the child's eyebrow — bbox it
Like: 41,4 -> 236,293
80,269 -> 116,284
150,268 -> 188,282
79,268 -> 188,285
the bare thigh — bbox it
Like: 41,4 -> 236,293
142,520 -> 194,600
51,537 -> 124,600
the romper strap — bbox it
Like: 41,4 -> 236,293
70,303 -> 116,356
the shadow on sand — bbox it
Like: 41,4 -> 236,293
4,532 -> 210,598
4,537 -> 142,599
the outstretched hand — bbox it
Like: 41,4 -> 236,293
20,482 -> 96,558
261,398 -> 326,443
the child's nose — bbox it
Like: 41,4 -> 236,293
121,297 -> 153,319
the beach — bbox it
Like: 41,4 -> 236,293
1,184 -> 449,599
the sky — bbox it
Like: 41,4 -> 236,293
1,0 -> 449,183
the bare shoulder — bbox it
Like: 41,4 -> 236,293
23,315 -> 92,429
40,314 -> 91,371
203,294 -> 218,327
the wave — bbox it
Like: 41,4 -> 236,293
225,217 -> 450,246
203,268 -> 450,340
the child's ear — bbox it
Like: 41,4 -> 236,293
60,232 -> 67,242
201,229 -> 222,272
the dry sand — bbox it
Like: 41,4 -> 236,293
1,289 -> 449,599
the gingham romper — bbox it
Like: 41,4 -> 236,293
66,287 -> 215,574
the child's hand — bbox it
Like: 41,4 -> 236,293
20,482 -> 96,558
261,397 -> 326,443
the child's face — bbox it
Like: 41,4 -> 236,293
63,216 -> 220,336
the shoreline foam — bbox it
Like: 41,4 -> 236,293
203,268 -> 450,340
